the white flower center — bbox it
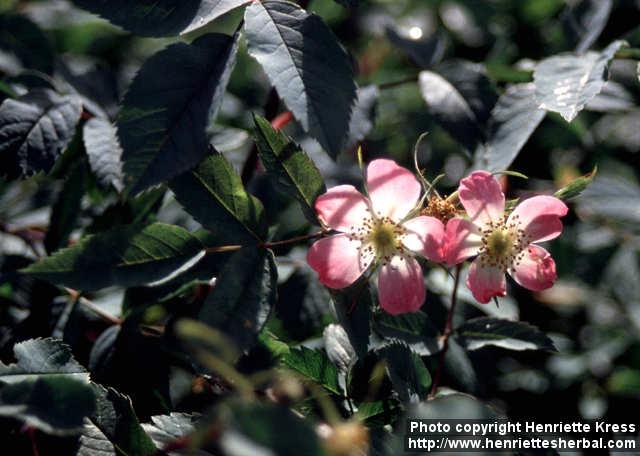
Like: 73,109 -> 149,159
348,212 -> 406,266
478,215 -> 530,271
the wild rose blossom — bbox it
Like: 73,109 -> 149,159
445,170 -> 568,303
307,159 -> 444,315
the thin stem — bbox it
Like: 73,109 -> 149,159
428,264 -> 462,399
263,230 -> 325,248
64,288 -> 122,325
378,75 -> 418,90
204,231 -> 327,254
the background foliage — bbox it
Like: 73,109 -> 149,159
0,0 -> 639,454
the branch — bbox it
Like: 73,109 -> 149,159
428,264 -> 462,399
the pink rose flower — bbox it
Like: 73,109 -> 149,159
307,159 -> 445,315
445,170 -> 568,303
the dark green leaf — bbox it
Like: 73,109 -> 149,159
70,0 -> 250,37
331,284 -> 373,360
245,0 -> 357,158
44,161 -> 87,254
141,413 -> 204,452
83,118 -> 123,192
554,166 -> 597,201
170,153 -> 267,244
199,247 -> 277,352
373,311 -> 440,356
534,40 -> 627,122
356,400 -> 400,428
253,114 -> 326,223
23,223 -> 205,291
436,60 -> 498,125
0,14 -> 54,74
77,421 -> 116,456
456,317 -> 556,352
90,385 -> 156,456
222,403 -> 324,456
282,346 -> 342,395
0,338 -> 95,435
119,33 -> 239,194
0,88 -> 82,179
474,83 -> 546,172
418,70 -> 483,152
0,376 -> 95,435
377,342 -> 431,403
0,338 -> 89,384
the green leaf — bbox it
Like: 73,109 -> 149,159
554,166 -> 597,201
0,338 -> 89,384
23,223 -> 205,291
245,0 -> 357,158
331,284 -> 373,360
377,342 -> 431,403
118,33 -> 239,194
222,403 -> 324,456
607,367 -> 640,397
253,115 -> 326,223
0,88 -> 82,179
90,385 -> 156,456
456,317 -> 557,352
170,153 -> 267,244
83,117 -> 124,192
418,70 -> 483,153
71,0 -> 250,37
0,338 -> 95,435
44,161 -> 87,254
141,413 -> 202,451
282,346 -> 342,396
77,421 -> 116,456
0,376 -> 95,436
355,400 -> 400,427
199,247 -> 277,351
534,40 -> 627,122
474,83 -> 546,172
373,311 -> 441,356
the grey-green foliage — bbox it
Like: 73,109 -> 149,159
245,0 -> 357,158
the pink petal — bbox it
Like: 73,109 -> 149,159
378,256 -> 425,315
467,259 -> 506,304
315,185 -> 371,232
508,195 -> 568,243
458,171 -> 505,225
511,244 -> 557,291
401,216 -> 445,262
307,234 -> 370,289
444,218 -> 482,265
366,159 -> 421,222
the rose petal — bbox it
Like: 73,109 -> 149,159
508,195 -> 568,243
307,234 -> 370,289
467,259 -> 506,304
444,217 -> 482,265
511,244 -> 557,291
366,159 -> 421,222
315,185 -> 371,232
401,216 -> 445,262
377,255 -> 425,315
458,170 -> 505,226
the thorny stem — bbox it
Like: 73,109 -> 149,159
204,230 -> 327,254
428,264 -> 462,399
